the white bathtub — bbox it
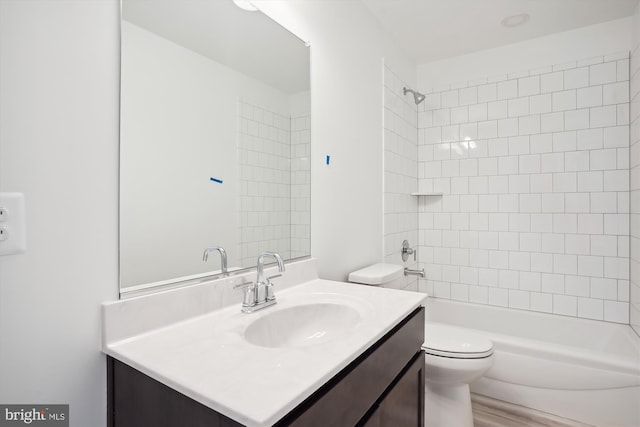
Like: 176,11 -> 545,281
425,298 -> 640,427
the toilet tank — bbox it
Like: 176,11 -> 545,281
348,263 -> 404,287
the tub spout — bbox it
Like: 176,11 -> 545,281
404,267 -> 425,278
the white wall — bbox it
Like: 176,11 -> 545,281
0,1 -> 119,426
416,23 -> 633,324
258,0 -> 416,280
382,63 -> 420,290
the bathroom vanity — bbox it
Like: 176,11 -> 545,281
102,259 -> 426,427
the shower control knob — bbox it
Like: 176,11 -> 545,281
401,240 -> 416,262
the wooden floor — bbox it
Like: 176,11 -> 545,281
471,393 -> 595,427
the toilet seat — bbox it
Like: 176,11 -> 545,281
422,323 -> 493,359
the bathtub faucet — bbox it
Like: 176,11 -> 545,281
404,267 -> 425,278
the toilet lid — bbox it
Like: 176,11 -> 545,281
422,323 -> 493,359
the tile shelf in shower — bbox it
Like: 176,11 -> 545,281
410,192 -> 443,196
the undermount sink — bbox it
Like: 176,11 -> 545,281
244,303 -> 361,348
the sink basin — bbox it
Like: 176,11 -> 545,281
244,303 -> 361,348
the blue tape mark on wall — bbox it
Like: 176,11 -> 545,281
210,177 -> 223,184
326,155 -> 330,165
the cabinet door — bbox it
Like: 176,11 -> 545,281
108,358 -> 243,427
364,352 -> 424,427
362,409 -> 380,427
281,308 -> 424,427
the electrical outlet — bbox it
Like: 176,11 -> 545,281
0,193 -> 26,255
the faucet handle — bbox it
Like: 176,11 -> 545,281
233,281 -> 256,307
401,240 -> 417,262
264,279 -> 277,301
264,275 -> 280,301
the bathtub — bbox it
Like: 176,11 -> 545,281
425,298 -> 640,427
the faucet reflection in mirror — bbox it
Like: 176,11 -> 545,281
202,246 -> 228,275
235,252 -> 285,313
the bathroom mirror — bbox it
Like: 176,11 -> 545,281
119,0 -> 311,295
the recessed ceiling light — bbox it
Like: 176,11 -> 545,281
501,13 -> 530,28
233,0 -> 258,12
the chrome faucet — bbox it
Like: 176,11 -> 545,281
235,252 -> 285,313
202,246 -> 228,274
257,252 -> 285,302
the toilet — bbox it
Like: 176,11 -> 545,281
348,263 -> 494,427
422,323 -> 493,427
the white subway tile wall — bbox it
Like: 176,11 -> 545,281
290,112 -> 311,259
418,53 -> 631,324
383,65 -> 419,290
238,99 -> 293,267
631,33 -> 640,335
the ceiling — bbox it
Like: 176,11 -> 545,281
361,0 -> 640,64
121,0 -> 639,88
122,0 -> 309,94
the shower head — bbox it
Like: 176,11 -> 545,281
403,87 -> 426,105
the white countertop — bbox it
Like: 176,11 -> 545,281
103,277 -> 426,426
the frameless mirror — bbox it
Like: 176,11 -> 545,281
119,0 -> 311,295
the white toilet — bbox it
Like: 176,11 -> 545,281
348,263 -> 494,427
422,323 -> 493,427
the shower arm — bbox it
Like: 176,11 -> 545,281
403,87 -> 426,105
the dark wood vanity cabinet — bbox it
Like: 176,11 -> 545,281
107,307 -> 425,427
278,306 -> 425,427
360,353 -> 425,427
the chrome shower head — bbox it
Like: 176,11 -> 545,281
403,87 -> 426,105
